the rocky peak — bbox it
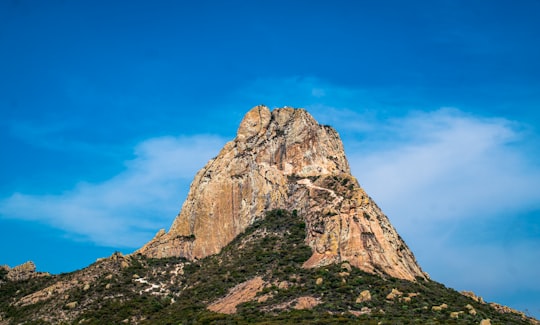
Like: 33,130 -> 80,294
1,261 -> 49,282
137,105 -> 427,281
234,105 -> 350,177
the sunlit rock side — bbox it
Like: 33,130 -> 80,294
1,261 -> 49,281
137,105 -> 427,281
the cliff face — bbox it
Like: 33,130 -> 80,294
137,105 -> 426,280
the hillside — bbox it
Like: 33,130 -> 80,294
0,209 -> 536,324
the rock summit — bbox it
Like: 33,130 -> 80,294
138,105 -> 427,281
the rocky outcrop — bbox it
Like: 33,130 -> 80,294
293,296 -> 320,310
15,252 -> 130,308
356,290 -> 372,303
461,290 -> 486,303
1,261 -> 49,282
137,105 -> 427,281
207,277 -> 266,314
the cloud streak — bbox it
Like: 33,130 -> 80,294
348,108 -> 540,225
0,135 -> 227,248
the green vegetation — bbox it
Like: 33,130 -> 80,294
0,209 -> 534,324
0,267 -> 7,280
0,273 -> 57,322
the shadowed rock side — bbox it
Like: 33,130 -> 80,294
137,105 -> 427,281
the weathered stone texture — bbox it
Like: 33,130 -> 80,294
137,105 -> 427,280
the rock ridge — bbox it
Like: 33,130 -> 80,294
1,261 -> 49,282
137,105 -> 427,281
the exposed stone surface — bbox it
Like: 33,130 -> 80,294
490,302 -> 523,315
462,290 -> 486,303
341,262 -> 352,272
138,105 -> 427,280
450,311 -> 464,318
3,261 -> 49,281
16,252 -> 130,308
293,296 -> 320,310
349,307 -> 372,316
356,290 -> 372,303
488,302 -> 539,323
207,276 -> 265,314
432,303 -> 448,311
466,303 -> 478,315
386,288 -> 403,300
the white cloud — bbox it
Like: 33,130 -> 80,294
347,108 -> 540,229
0,135 -> 227,248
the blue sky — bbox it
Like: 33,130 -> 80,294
1,0 -> 539,317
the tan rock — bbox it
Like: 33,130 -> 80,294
349,307 -> 371,316
6,261 -> 47,281
293,296 -> 320,310
257,294 -> 270,303
207,277 -> 265,314
65,301 -> 78,309
461,291 -> 485,303
137,106 -> 427,281
466,304 -> 477,315
386,288 -> 403,300
450,311 -> 463,318
277,281 -> 289,289
480,319 -> 491,325
236,105 -> 271,143
315,277 -> 323,285
489,302 -> 517,314
356,290 -> 371,303
341,262 -> 352,272
432,303 -> 448,311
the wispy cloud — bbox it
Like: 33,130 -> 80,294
0,135 -> 227,248
348,108 -> 540,225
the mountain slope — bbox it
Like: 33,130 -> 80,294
1,210 -> 535,324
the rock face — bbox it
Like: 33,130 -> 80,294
137,105 -> 427,281
2,261 -> 48,282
